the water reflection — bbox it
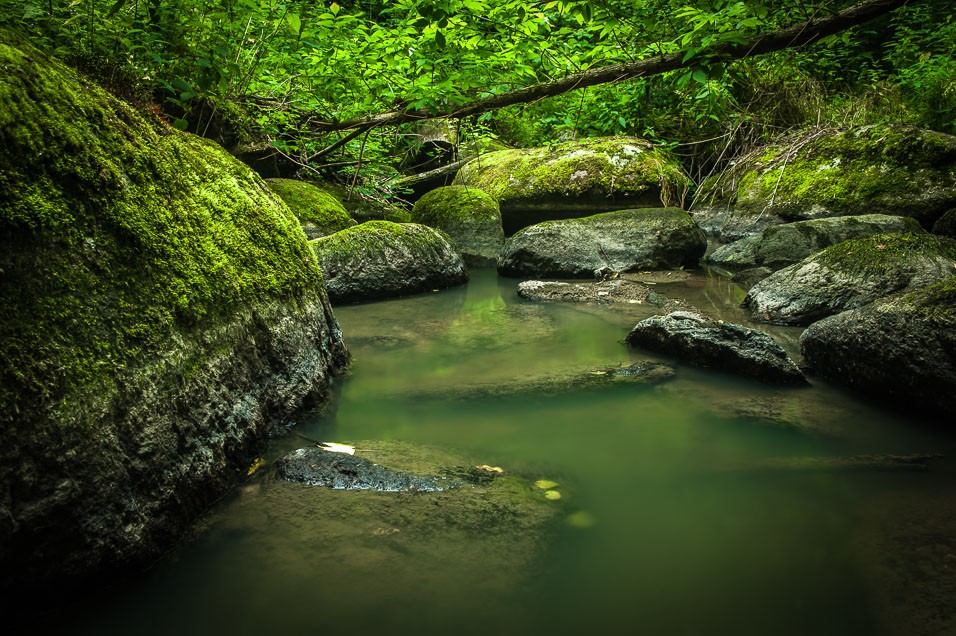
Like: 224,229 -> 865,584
61,269 -> 956,636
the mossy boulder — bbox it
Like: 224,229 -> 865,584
744,233 -> 956,325
800,276 -> 956,417
695,125 -> 956,240
454,136 -> 692,234
0,30 -> 349,598
497,208 -> 706,278
411,185 -> 504,267
320,181 -> 413,223
265,178 -> 355,239
310,221 -> 467,303
706,214 -> 923,276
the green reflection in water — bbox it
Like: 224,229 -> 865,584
61,269 -> 956,636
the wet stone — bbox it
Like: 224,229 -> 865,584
275,447 -> 462,492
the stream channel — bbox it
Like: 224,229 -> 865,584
63,268 -> 956,636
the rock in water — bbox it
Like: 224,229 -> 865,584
744,232 -> 956,325
310,221 -> 468,303
497,208 -> 706,278
626,312 -> 806,384
800,276 -> 956,417
266,178 -> 356,239
276,447 -> 460,492
0,30 -> 349,600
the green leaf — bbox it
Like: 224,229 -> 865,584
692,69 -> 708,84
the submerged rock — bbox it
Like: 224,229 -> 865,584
516,278 -> 691,312
626,312 -> 806,384
411,185 -> 504,267
0,30 -> 349,599
310,221 -> 468,303
266,178 -> 356,239
694,125 -> 956,240
498,208 -> 706,278
455,136 -> 691,234
744,232 -> 956,325
800,276 -> 956,417
276,447 -> 460,492
706,214 -> 922,275
403,361 -> 676,401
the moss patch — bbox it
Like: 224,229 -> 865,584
454,136 -> 691,207
0,30 -> 323,431
707,125 -> 956,224
814,232 -> 956,278
412,185 -> 500,224
266,178 -> 355,237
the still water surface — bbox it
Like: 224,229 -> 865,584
66,269 -> 956,636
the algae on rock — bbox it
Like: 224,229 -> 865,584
695,125 -> 956,240
266,178 -> 356,239
310,221 -> 468,303
0,29 -> 349,600
411,185 -> 504,267
454,136 -> 692,234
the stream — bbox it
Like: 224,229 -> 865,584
62,268 -> 956,636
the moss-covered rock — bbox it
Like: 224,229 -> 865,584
0,31 -> 349,599
411,185 -> 504,267
265,178 -> 355,239
454,136 -> 692,234
320,181 -> 413,223
800,276 -> 956,417
497,208 -> 706,278
695,125 -> 956,240
744,233 -> 956,325
310,221 -> 467,303
706,214 -> 924,275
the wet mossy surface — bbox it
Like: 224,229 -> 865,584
703,125 -> 956,227
411,185 -> 503,266
265,178 -> 356,238
814,232 -> 956,277
0,30 -> 348,595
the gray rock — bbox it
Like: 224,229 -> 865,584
744,232 -> 956,325
800,277 -> 956,417
498,208 -> 706,278
311,221 -> 468,303
276,447 -> 460,492
411,185 -> 503,267
707,214 -> 923,273
626,311 -> 806,384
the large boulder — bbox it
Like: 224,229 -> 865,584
454,136 -> 691,234
744,233 -> 956,325
410,185 -> 504,267
694,125 -> 956,241
625,312 -> 806,384
0,31 -> 349,600
706,214 -> 922,275
497,208 -> 706,278
310,221 -> 467,303
265,178 -> 356,239
801,277 -> 956,417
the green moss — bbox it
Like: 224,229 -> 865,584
454,136 -> 691,206
0,31 -> 323,431
412,186 -> 500,224
266,178 -> 355,237
814,232 -> 956,277
311,220 -> 445,260
730,125 -> 956,219
906,276 -> 956,321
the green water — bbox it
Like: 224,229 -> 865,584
65,269 -> 956,636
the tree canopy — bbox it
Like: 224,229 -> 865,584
2,0 -> 954,191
